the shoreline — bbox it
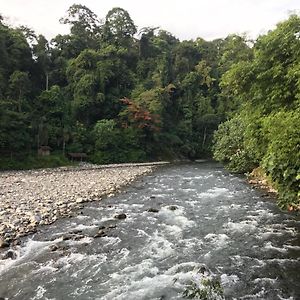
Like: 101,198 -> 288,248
247,167 -> 278,195
0,162 -> 169,248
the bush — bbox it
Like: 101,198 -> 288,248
212,114 -> 256,173
90,149 -> 146,165
262,110 -> 300,208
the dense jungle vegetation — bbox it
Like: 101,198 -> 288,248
0,5 -> 299,207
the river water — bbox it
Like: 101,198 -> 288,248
0,163 -> 299,300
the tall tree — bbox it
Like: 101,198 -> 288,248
59,4 -> 101,54
103,7 -> 137,47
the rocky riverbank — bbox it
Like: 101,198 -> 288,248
0,162 -> 167,247
247,167 -> 278,195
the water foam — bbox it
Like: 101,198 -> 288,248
0,238 -> 61,275
198,187 -> 229,198
223,220 -> 258,234
264,242 -> 288,253
204,233 -> 230,249
145,230 -> 175,259
158,206 -> 195,229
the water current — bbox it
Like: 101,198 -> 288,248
0,162 -> 299,299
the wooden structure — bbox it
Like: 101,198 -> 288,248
68,152 -> 88,162
38,146 -> 51,156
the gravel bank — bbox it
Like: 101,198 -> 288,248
0,162 -> 167,247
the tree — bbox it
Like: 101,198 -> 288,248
8,71 -> 30,113
0,99 -> 31,157
93,119 -> 116,150
103,7 -> 137,47
59,4 -> 101,54
33,35 -> 51,90
60,4 -> 101,37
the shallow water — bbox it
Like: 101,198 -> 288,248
0,162 -> 299,299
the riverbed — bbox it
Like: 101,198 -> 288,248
0,162 -> 299,299
0,163 -> 160,245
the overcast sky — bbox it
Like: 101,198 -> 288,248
1,0 -> 299,41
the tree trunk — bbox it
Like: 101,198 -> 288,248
37,132 -> 40,154
46,72 -> 49,91
62,139 -> 66,156
18,89 -> 22,113
202,126 -> 207,148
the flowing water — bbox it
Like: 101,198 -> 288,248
0,163 -> 300,300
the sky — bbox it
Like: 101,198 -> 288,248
1,0 -> 300,41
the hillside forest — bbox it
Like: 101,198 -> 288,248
0,5 -> 299,208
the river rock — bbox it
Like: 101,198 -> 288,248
76,197 -> 84,203
114,213 -> 127,220
108,225 -> 117,229
62,234 -> 74,241
147,208 -> 159,213
0,238 -> 9,248
3,250 -> 17,260
73,234 -> 85,241
49,244 -> 59,251
168,205 -> 178,211
70,229 -> 83,234
94,230 -> 107,238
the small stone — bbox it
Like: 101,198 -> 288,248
62,234 -> 73,241
76,197 -> 84,203
11,240 -> 21,246
49,244 -> 59,251
0,238 -> 9,248
3,250 -> 17,260
108,225 -> 117,229
73,234 -> 85,241
147,208 -> 159,213
70,229 -> 83,234
94,230 -> 107,238
114,213 -> 127,220
168,205 -> 178,211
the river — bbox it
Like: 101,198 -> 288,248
0,162 -> 299,299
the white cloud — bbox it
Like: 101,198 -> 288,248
1,0 -> 299,41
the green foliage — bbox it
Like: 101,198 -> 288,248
262,110 -> 300,208
212,115 -> 256,173
103,7 -> 137,47
0,154 -> 73,170
213,15 -> 300,208
0,99 -> 31,154
93,119 -> 116,150
90,119 -> 146,164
